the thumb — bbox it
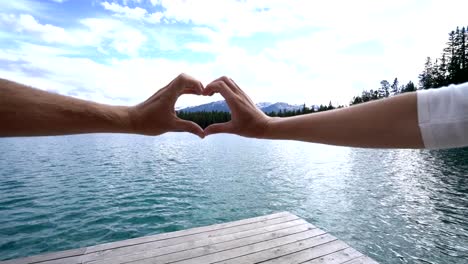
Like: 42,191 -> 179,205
174,119 -> 205,138
204,122 -> 233,136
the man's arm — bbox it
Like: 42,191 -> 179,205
0,74 -> 204,138
0,78 -> 132,136
203,77 -> 424,148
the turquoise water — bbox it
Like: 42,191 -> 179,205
0,134 -> 467,263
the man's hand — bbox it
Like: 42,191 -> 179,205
202,76 -> 271,138
129,73 -> 205,138
0,74 -> 205,137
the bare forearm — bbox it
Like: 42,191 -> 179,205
0,79 -> 132,137
264,93 -> 424,148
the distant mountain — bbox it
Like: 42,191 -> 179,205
179,100 -> 303,113
180,100 -> 230,112
261,102 -> 303,113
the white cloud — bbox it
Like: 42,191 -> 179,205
146,11 -> 163,23
123,0 -> 143,5
101,1 -> 163,23
101,1 -> 147,20
0,13 -> 146,56
21,14 -> 74,43
0,43 -> 213,106
0,1 -> 48,17
0,40 -> 357,107
155,0 -> 468,104
2,0 -> 468,108
79,18 -> 147,56
111,28 -> 147,55
0,14 -> 74,44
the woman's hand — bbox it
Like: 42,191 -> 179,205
202,76 -> 271,138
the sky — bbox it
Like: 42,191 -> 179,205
0,0 -> 467,108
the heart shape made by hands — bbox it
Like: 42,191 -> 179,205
129,74 -> 270,139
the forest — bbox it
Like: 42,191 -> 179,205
178,26 -> 468,129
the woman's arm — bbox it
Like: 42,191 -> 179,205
203,77 -> 424,148
265,93 -> 423,148
0,74 -> 205,138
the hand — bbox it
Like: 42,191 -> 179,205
202,76 -> 271,138
129,73 -> 205,138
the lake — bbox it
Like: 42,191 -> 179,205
0,134 -> 467,263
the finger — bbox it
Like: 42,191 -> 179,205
143,77 -> 181,103
207,76 -> 239,94
206,77 -> 256,105
173,119 -> 205,138
204,122 -> 233,136
181,87 -> 202,95
172,73 -> 204,96
161,74 -> 203,106
226,78 -> 255,105
203,80 -> 238,98
181,81 -> 204,95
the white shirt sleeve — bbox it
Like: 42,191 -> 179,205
417,82 -> 468,149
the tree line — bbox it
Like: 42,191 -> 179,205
178,26 -> 468,128
420,26 -> 468,88
177,102 -> 345,129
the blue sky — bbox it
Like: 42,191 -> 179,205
0,0 -> 467,107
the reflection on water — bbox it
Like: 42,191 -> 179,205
339,148 -> 468,263
0,134 -> 467,263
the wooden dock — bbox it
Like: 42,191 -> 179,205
1,212 -> 378,264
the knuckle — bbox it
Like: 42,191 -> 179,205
211,81 -> 223,89
176,73 -> 188,83
220,76 -> 230,83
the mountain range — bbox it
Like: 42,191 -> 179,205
178,100 -> 303,113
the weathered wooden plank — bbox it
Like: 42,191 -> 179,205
85,211 -> 294,254
82,214 -> 301,263
158,228 -> 326,264
24,258 -> 81,264
84,218 -> 308,264
300,247 -> 364,264
0,213 -> 296,264
1,212 -> 379,264
111,224 -> 321,264
84,219 -> 307,263
217,233 -> 338,264
259,240 -> 350,264
0,248 -> 85,264
342,256 -> 379,264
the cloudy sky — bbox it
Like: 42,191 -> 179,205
0,0 -> 466,107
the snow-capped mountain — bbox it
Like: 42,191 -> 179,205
179,101 -> 230,112
261,102 -> 303,113
178,100 -> 302,113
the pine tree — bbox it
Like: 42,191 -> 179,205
445,29 -> 459,82
379,80 -> 390,98
461,27 -> 466,73
419,57 -> 435,89
351,96 -> 363,105
361,90 -> 371,102
435,54 -> 448,86
460,26 -> 468,83
391,78 -> 399,96
401,81 -> 416,93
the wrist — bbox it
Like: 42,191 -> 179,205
262,116 -> 281,139
104,105 -> 134,134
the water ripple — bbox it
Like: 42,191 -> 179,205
0,134 -> 467,263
